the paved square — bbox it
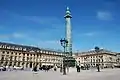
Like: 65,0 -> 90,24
0,68 -> 120,80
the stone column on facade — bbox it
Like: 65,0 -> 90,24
7,61 -> 10,67
11,61 -> 14,67
22,62 -> 24,69
27,62 -> 29,68
24,62 -> 26,69
3,61 -> 6,66
32,62 -> 34,69
33,62 -> 35,68
20,62 -> 22,67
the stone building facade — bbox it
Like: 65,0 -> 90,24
0,42 -> 65,68
75,49 -> 117,68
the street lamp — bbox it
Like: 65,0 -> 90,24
60,38 -> 68,75
94,46 -> 100,72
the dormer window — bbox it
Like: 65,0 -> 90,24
48,52 -> 50,54
7,46 -> 10,49
4,45 -> 7,48
30,50 -> 34,52
2,45 -> 5,48
37,50 -> 39,52
15,47 -> 18,50
1,45 -> 4,48
23,48 -> 26,51
43,51 -> 45,53
19,47 -> 22,50
11,46 -> 15,49
51,52 -> 53,54
40,50 -> 42,53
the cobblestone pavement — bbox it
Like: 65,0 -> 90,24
0,68 -> 120,80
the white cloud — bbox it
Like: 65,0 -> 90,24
76,32 -> 97,37
38,40 -> 60,46
0,35 -> 10,39
12,33 -> 26,38
24,16 -> 63,28
31,40 -> 62,50
0,33 -> 25,39
97,11 -> 112,20
83,32 -> 95,36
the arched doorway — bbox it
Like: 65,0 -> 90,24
30,62 -> 32,68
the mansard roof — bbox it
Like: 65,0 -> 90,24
0,42 -> 41,51
0,42 -> 63,54
75,49 -> 117,56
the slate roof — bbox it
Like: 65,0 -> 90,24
0,42 -> 63,54
75,49 -> 117,56
0,42 -> 40,51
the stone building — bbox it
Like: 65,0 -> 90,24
75,49 -> 117,68
0,42 -> 65,68
116,53 -> 120,67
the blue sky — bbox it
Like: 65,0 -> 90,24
0,0 -> 120,52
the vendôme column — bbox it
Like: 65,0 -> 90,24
64,7 -> 72,56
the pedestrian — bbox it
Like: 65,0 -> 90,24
76,65 -> 80,72
60,65 -> 62,73
54,66 -> 57,71
33,66 -> 37,72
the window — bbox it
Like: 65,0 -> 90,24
19,47 -> 22,50
23,48 -> 26,51
11,52 -> 13,54
11,46 -> 15,49
7,52 -> 9,54
91,59 -> 92,62
10,56 -> 12,61
40,50 -> 42,53
93,59 -> 95,62
27,57 -> 29,61
7,46 -> 10,49
44,51 -> 46,53
102,59 -> 103,62
99,59 -> 100,62
50,52 -> 52,54
4,45 -> 7,48
30,50 -> 34,52
14,56 -> 17,61
2,51 -> 5,54
1,55 -> 4,60
37,50 -> 39,52
22,57 -> 25,61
